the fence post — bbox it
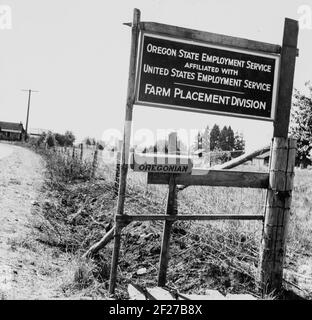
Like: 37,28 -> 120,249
91,148 -> 98,178
258,137 -> 296,294
72,145 -> 76,158
80,143 -> 83,161
158,131 -> 178,286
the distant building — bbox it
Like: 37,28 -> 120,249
0,121 -> 25,141
29,128 -> 47,137
252,151 -> 270,167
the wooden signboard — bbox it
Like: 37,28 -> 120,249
135,33 -> 279,121
131,152 -> 193,173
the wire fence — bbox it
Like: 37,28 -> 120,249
50,144 -> 312,298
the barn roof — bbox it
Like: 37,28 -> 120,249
0,121 -> 24,132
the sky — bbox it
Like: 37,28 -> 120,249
0,0 -> 311,151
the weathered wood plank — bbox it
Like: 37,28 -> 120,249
109,8 -> 141,295
158,132 -> 178,287
139,22 -> 282,55
148,170 -> 269,189
116,214 -> 264,222
258,137 -> 297,294
83,226 -> 115,258
273,18 -> 299,138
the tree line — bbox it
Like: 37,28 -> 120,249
196,124 -> 245,155
28,79 -> 312,168
140,125 -> 245,159
32,131 -> 107,150
34,130 -> 76,148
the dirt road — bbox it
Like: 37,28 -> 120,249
0,143 -> 13,159
0,143 -> 72,299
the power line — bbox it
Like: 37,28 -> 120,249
21,89 -> 39,136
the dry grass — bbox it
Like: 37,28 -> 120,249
287,169 -> 312,259
31,145 -> 312,299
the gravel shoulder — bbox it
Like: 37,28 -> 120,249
0,143 -> 74,300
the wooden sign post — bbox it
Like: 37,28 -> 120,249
258,18 -> 299,295
109,8 -> 141,295
258,138 -> 296,294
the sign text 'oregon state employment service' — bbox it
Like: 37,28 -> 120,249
135,34 -> 279,120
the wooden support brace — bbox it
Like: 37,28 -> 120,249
216,145 -> 270,169
158,132 -> 178,286
116,214 -> 264,222
148,170 -> 269,189
158,174 -> 178,286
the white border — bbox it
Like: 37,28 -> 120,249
134,32 -> 280,122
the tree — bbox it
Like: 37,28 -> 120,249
153,139 -> 168,154
218,126 -> 235,151
97,140 -> 106,150
202,125 -> 210,153
227,126 -> 235,150
210,124 -> 220,151
45,131 -> 56,147
53,131 -> 75,147
152,136 -> 187,154
37,131 -> 47,145
290,83 -> 312,168
97,143 -> 104,150
84,137 -> 92,147
64,131 -> 75,146
192,131 -> 203,152
54,133 -> 66,146
219,126 -> 229,150
233,131 -> 245,158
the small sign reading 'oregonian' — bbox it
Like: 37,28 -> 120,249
135,33 -> 280,121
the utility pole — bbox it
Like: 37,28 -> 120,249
21,89 -> 39,137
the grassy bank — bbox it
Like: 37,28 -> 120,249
31,145 -> 312,299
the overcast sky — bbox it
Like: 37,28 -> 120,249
0,0 -> 311,151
